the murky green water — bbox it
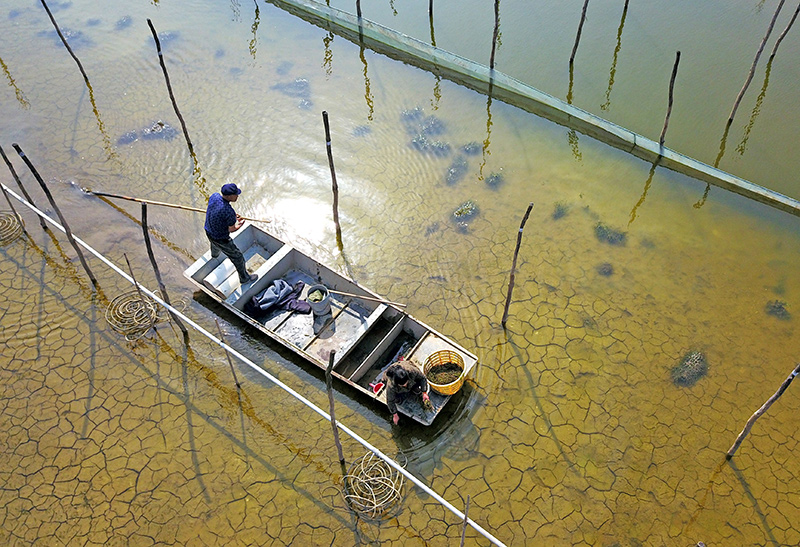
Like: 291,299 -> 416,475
1,0 -> 799,545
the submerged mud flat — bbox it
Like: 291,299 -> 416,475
1,0 -> 800,545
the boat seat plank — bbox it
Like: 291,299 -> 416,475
202,245 -> 272,299
227,244 -> 293,308
306,302 -> 387,365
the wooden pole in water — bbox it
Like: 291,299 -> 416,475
0,144 -> 47,230
659,51 -> 681,148
322,111 -> 343,247
460,495 -> 471,547
326,350 -> 346,466
141,203 -> 189,340
147,19 -> 198,164
570,0 -> 591,65
13,143 -> 98,286
726,362 -> 800,459
429,0 -> 433,18
215,319 -> 242,389
39,0 -> 90,86
769,1 -> 800,61
490,0 -> 500,70
728,0 -> 786,125
326,289 -> 406,308
88,191 -> 271,223
356,0 -> 362,18
501,202 -> 533,328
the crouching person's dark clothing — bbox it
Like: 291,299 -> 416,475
385,360 -> 429,415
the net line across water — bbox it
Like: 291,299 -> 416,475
0,182 -> 507,547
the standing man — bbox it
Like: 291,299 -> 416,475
204,183 -> 258,284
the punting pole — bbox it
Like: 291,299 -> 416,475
1,182 -> 507,547
89,191 -> 271,223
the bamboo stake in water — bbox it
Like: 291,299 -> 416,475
322,111 -> 343,247
216,319 -> 241,389
659,51 -> 681,147
570,0 -> 591,65
326,350 -> 346,465
147,18 -> 200,178
726,362 -> 800,459
501,203 -> 533,328
727,0 -> 786,125
141,203 -> 189,340
490,0 -> 500,70
0,144 -> 47,230
13,143 -> 97,286
460,495 -> 471,547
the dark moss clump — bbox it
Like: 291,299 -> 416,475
671,351 -> 708,387
410,135 -> 451,157
115,16 -> 132,30
485,171 -> 504,190
445,156 -> 469,185
596,263 -> 614,277
552,202 -> 569,220
271,78 -> 310,99
461,142 -> 482,156
453,199 -> 480,223
38,28 -> 93,49
766,300 -> 791,320
141,120 -> 177,141
595,223 -> 627,246
117,120 -> 177,145
424,222 -> 440,236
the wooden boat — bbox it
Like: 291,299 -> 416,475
184,223 -> 478,425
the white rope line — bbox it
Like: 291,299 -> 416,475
1,182 -> 506,547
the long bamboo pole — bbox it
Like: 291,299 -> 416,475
327,289 -> 406,308
501,203 -> 533,328
726,362 -> 800,459
88,191 -> 271,223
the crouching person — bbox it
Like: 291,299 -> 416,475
385,360 -> 430,425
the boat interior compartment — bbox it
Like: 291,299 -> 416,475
223,244 -> 390,368
184,224 -> 285,300
351,316 -> 427,390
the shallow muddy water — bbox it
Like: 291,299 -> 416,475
1,0 -> 799,545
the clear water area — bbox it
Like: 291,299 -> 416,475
0,0 -> 799,545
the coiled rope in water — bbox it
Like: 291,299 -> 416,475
105,289 -> 187,341
342,451 -> 405,519
0,212 -> 24,244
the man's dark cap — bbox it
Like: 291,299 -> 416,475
221,183 -> 242,196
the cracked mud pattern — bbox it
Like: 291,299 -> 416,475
1,1 -> 799,544
2,176 -> 800,546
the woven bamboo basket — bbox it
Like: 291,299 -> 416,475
423,350 -> 465,396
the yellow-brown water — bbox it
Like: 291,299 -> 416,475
1,0 -> 799,544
